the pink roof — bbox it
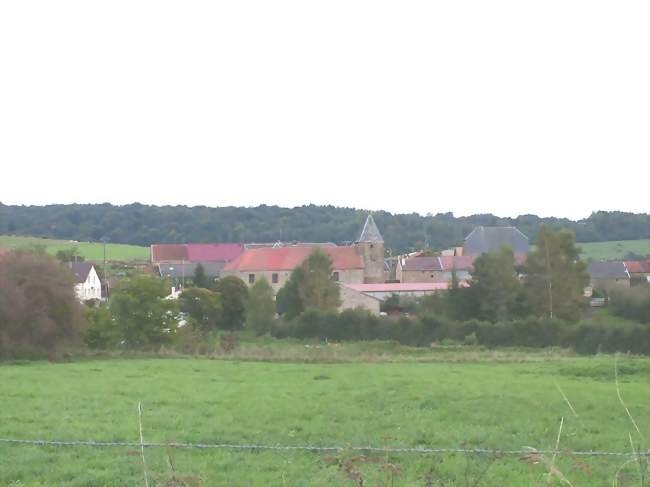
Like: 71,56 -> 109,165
186,243 -> 244,262
223,245 -> 364,272
344,282 -> 452,292
152,243 -> 244,263
151,244 -> 188,262
438,255 -> 476,271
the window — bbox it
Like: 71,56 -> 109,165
333,271 -> 339,282
248,274 -> 255,284
272,273 -> 279,284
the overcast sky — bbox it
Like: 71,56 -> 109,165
0,1 -> 648,220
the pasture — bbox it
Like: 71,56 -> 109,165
0,235 -> 150,261
578,239 -> 650,261
1,351 -> 649,486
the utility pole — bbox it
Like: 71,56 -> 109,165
544,236 -> 553,319
102,238 -> 109,302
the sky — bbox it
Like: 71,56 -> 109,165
0,1 -> 648,220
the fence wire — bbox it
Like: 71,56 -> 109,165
1,437 -> 648,458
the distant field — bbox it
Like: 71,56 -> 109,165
578,239 -> 650,261
0,235 -> 149,261
0,352 -> 648,485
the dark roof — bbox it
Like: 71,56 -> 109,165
401,255 -> 476,272
358,214 -> 384,242
69,262 -> 94,283
588,261 -> 630,280
157,262 -> 225,279
463,226 -> 529,256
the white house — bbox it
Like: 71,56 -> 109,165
69,262 -> 102,301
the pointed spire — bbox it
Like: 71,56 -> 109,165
358,214 -> 384,242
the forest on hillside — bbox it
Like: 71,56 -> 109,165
0,203 -> 648,253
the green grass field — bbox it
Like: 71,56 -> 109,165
1,350 -> 648,486
578,239 -> 650,261
0,235 -> 150,261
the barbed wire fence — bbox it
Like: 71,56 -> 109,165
1,400 -> 648,486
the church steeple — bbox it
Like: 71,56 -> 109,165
356,214 -> 385,283
358,214 -> 384,243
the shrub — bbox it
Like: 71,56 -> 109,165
609,286 -> 650,324
0,251 -> 86,359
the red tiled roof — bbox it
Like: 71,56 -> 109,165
151,244 -> 188,262
186,243 -> 244,262
223,245 -> 364,272
625,260 -> 650,274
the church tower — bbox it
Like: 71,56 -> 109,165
356,214 -> 385,284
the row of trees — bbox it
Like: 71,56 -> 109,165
1,203 -> 648,252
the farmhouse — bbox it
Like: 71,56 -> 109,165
396,255 -> 475,283
222,215 -> 386,292
68,262 -> 102,301
624,259 -> 650,284
463,226 -> 529,257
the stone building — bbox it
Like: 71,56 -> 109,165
222,214 -> 386,292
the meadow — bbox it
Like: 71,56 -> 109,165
0,235 -> 150,261
578,239 -> 650,261
1,348 -> 649,486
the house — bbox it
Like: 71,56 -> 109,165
624,259 -> 650,284
587,261 -> 631,292
396,255 -> 475,283
151,243 -> 244,281
463,226 -> 529,257
222,214 -> 386,292
69,262 -> 102,301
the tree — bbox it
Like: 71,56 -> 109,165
109,274 -> 179,347
178,287 -> 222,332
298,250 -> 341,311
276,268 -> 304,319
192,263 -> 209,289
471,247 -> 523,322
0,251 -> 86,359
246,277 -> 276,335
55,247 -> 85,263
524,225 -> 589,321
276,250 -> 341,319
213,276 -> 248,329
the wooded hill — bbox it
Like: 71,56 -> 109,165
0,203 -> 648,253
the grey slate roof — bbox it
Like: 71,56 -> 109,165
157,261 -> 224,279
69,262 -> 94,283
463,226 -> 529,256
358,214 -> 384,242
588,261 -> 630,280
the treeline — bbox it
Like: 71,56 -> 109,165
1,203 -> 648,253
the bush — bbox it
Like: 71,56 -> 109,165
0,251 -> 86,359
609,286 -> 650,324
270,309 -> 650,355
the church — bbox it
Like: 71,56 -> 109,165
221,214 -> 386,293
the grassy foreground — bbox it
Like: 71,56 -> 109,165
579,239 -> 650,261
0,235 -> 150,261
0,351 -> 649,486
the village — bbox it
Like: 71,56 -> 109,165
62,214 -> 650,317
